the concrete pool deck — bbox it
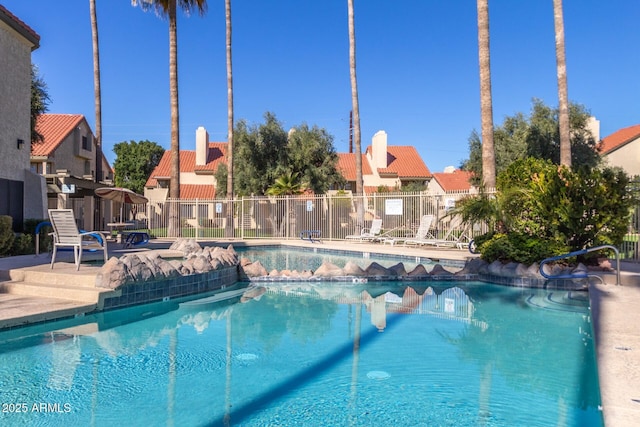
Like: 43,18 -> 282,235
0,239 -> 638,426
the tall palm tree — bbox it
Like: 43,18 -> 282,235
132,0 -> 207,237
347,0 -> 363,197
476,0 -> 496,188
348,0 -> 365,230
224,0 -> 234,237
553,0 -> 571,167
90,0 -> 103,230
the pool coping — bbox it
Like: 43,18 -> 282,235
0,238 -> 638,426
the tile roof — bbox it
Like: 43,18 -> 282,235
146,143 -> 227,187
0,5 -> 40,48
376,146 -> 431,178
598,124 -> 640,154
431,169 -> 473,191
337,153 -> 372,181
32,114 -> 85,156
180,184 -> 215,199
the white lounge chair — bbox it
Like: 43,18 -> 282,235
345,218 -> 383,242
382,215 -> 435,246
48,209 -> 108,270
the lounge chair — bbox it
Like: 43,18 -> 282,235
414,226 -> 471,249
48,209 -> 108,270
382,215 -> 435,246
345,218 -> 383,242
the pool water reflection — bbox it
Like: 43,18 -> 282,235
0,281 -> 601,426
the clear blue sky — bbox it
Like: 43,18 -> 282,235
4,0 -> 639,173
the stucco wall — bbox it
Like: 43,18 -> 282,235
0,19 -> 32,182
604,138 -> 640,178
51,122 -> 97,177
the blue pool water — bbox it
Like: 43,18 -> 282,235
0,250 -> 602,426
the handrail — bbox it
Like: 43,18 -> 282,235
539,245 -> 621,286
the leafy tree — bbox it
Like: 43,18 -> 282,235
286,124 -> 345,193
463,99 -> 599,184
232,113 -> 288,196
113,140 -> 165,194
215,113 -> 344,196
31,64 -> 50,144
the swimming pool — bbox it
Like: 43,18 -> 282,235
0,276 -> 601,426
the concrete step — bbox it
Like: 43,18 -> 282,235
3,269 -> 98,288
0,280 -> 114,304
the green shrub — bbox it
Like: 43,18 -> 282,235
478,232 -> 569,265
12,234 -> 33,255
461,158 -> 636,265
0,216 -> 15,256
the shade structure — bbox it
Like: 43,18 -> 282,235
95,187 -> 148,204
95,187 -> 148,222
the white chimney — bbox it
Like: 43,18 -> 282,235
195,126 -> 209,166
586,116 -> 600,142
443,166 -> 456,173
372,130 -> 388,169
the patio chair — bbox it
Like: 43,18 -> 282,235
382,214 -> 435,246
345,218 -> 383,242
48,209 -> 108,270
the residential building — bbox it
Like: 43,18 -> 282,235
32,114 -> 114,230
599,124 -> 640,178
0,5 -> 45,228
427,167 -> 475,194
145,126 -> 227,200
337,130 -> 431,193
146,128 -> 432,200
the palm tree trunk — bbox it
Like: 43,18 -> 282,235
348,0 -> 363,197
348,0 -> 365,230
90,0 -> 103,230
168,0 -> 181,237
477,0 -> 496,188
554,0 -> 571,167
225,0 -> 234,237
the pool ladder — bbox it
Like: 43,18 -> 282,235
539,245 -> 621,286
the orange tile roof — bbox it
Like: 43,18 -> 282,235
180,184 -> 215,199
146,143 -> 227,187
377,146 -> 431,178
432,169 -> 473,191
32,114 -> 86,156
337,153 -> 372,181
598,124 -> 640,154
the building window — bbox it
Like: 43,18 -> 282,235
82,135 -> 92,151
84,160 -> 91,176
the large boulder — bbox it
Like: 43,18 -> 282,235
430,264 -> 452,276
408,264 -> 429,277
240,261 -> 268,278
314,261 -> 345,278
169,238 -> 202,255
343,261 -> 366,276
389,262 -> 408,277
96,257 -> 130,289
365,262 -> 392,277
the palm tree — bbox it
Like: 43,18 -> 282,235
476,0 -> 496,188
90,0 -> 103,230
265,172 -> 306,196
348,0 -> 365,231
347,0 -> 363,197
224,0 -> 234,238
132,0 -> 207,237
553,0 -> 571,167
